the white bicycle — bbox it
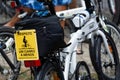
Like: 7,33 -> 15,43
55,0 -> 119,80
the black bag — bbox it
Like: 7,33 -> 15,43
15,15 -> 66,57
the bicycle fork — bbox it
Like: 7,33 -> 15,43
91,30 -> 115,64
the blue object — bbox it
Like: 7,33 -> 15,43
19,0 -> 72,10
18,0 -> 72,17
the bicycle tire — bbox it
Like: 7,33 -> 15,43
107,0 -> 120,25
0,27 -> 21,80
92,0 -> 120,25
104,20 -> 120,60
37,60 -> 64,80
75,61 -> 91,80
0,26 -> 15,33
89,31 -> 119,80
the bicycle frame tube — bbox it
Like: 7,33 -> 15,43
0,47 -> 16,72
98,30 -> 115,64
56,7 -> 86,19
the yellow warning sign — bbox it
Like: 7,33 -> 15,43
14,29 -> 39,61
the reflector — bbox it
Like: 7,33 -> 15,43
10,1 -> 17,8
24,60 -> 41,67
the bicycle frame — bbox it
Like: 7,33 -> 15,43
55,0 -> 115,80
60,16 -> 114,80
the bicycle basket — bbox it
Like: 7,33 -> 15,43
15,15 -> 66,57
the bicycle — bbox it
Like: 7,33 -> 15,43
88,1 -> 120,78
56,0 -> 119,79
0,0 -> 90,80
89,30 -> 119,80
0,0 -> 119,80
35,0 -> 119,80
0,0 -> 15,25
0,26 -> 65,80
63,0 -> 120,53
0,27 -> 21,80
94,0 -> 120,60
91,0 -> 120,25
13,0 -> 93,80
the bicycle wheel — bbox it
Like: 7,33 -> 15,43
92,0 -> 120,25
108,0 -> 120,24
0,0 -> 15,25
37,61 -> 64,80
75,61 -> 91,80
89,32 -> 119,80
0,27 -> 21,80
104,20 -> 120,60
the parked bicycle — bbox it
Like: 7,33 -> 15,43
91,0 -> 120,25
0,0 -> 15,25
93,0 -> 120,61
0,27 -> 21,80
15,0 -> 119,80
0,0 -> 119,80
